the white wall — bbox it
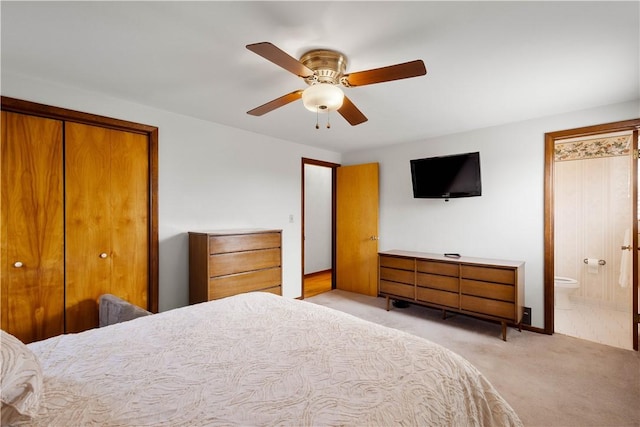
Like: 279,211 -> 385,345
304,164 -> 332,274
343,100 -> 639,329
4,71 -> 638,326
2,72 -> 341,311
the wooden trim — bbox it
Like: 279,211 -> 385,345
1,96 -> 160,313
301,158 -> 340,299
1,96 -> 157,134
633,129 -> 639,351
544,118 -> 640,346
300,160 -> 306,299
148,128 -> 160,313
331,165 -> 337,291
302,158 -> 341,168
543,132 -> 555,335
545,119 -> 640,140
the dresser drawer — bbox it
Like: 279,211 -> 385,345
209,268 -> 282,299
416,287 -> 458,308
460,265 -> 515,285
416,260 -> 459,277
461,279 -> 514,302
460,295 -> 515,320
380,280 -> 414,299
380,267 -> 414,284
209,232 -> 281,254
209,248 -> 281,276
379,255 -> 414,271
417,272 -> 458,292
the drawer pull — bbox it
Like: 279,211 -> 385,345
99,252 -> 108,259
13,261 -> 23,268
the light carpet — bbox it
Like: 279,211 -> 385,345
306,289 -> 640,427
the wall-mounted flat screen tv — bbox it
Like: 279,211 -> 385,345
410,152 -> 481,199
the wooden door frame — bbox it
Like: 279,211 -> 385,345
1,96 -> 160,313
544,118 -> 640,350
301,158 -> 340,299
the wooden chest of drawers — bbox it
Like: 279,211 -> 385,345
379,250 -> 524,340
188,229 -> 282,304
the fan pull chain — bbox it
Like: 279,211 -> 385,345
314,107 -> 333,130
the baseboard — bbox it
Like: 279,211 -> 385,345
521,324 -> 548,335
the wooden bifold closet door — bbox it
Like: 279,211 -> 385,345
64,122 -> 149,333
1,98 -> 158,344
1,111 -> 65,343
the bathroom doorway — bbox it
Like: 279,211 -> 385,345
544,119 -> 640,351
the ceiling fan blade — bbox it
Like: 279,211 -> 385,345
343,60 -> 427,87
246,42 -> 314,78
338,96 -> 368,126
247,90 -> 303,116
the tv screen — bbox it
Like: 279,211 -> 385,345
410,152 -> 481,199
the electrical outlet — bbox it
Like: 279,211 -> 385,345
522,307 -> 531,326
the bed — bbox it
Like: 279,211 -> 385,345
2,292 -> 522,426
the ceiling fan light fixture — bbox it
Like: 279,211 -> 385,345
302,83 -> 344,112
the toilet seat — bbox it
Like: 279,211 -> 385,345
554,276 -> 580,310
554,276 -> 579,288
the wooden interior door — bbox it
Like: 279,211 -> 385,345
1,111 -> 64,343
65,122 -> 149,333
336,163 -> 379,296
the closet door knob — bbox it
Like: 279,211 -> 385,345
99,253 -> 108,259
621,245 -> 631,251
13,261 -> 23,268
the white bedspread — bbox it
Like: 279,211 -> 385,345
23,292 -> 522,426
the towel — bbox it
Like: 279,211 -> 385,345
618,228 -> 631,288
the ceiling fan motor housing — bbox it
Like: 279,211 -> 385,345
300,49 -> 347,85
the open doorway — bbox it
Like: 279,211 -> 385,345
544,119 -> 640,351
301,158 -> 339,298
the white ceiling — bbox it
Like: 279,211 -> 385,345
1,1 -> 638,153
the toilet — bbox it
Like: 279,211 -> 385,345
554,276 -> 580,309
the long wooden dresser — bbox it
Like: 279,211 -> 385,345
188,229 -> 282,304
379,250 -> 524,340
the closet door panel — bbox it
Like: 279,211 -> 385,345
1,111 -> 64,343
110,131 -> 149,310
65,122 -> 112,333
64,122 -> 149,333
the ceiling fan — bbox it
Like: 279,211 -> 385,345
246,42 -> 427,127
